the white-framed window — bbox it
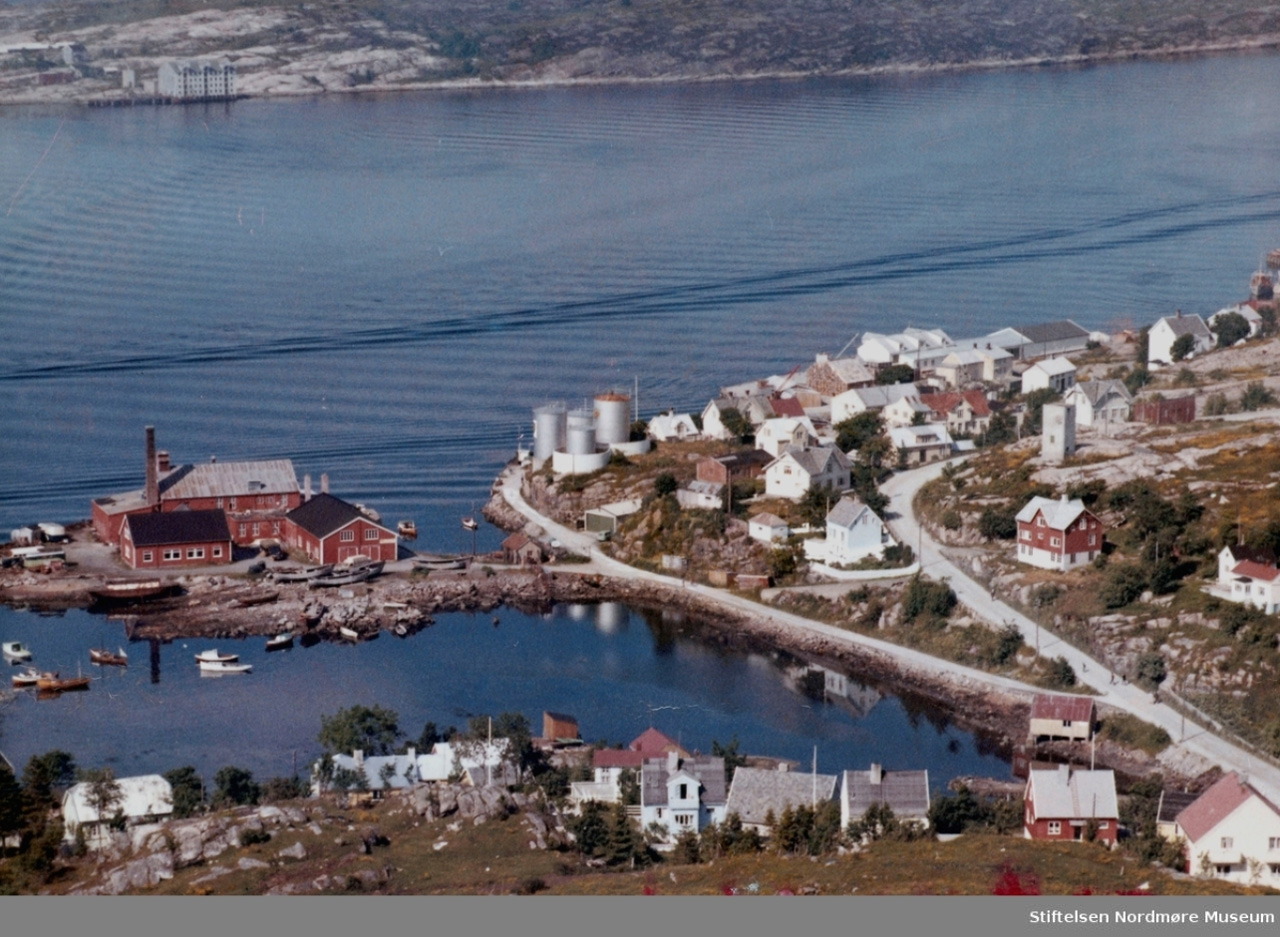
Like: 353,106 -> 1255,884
163,549 -> 181,561
676,813 -> 694,827
252,523 -> 260,537
186,548 -> 204,560
216,498 -> 223,508
1050,536 -> 1061,547
1269,837 -> 1280,850
213,547 -> 222,558
1037,517 -> 1045,527
273,522 -> 281,535
1020,530 -> 1031,541
1270,863 -> 1280,876
142,551 -> 152,563
1047,821 -> 1061,835
365,528 -> 378,541
341,530 -> 355,542
1088,534 -> 1096,545
1221,836 -> 1234,849
1098,821 -> 1109,829
239,524 -> 247,538
229,498 -> 237,510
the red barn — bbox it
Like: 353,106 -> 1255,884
283,493 -> 398,565
1024,766 -> 1118,844
695,450 -> 773,486
120,510 -> 233,570
1015,495 -> 1104,572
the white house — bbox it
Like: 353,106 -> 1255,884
755,416 -> 816,457
887,424 -> 953,465
945,341 -> 1015,384
676,480 -> 724,511
1148,312 -> 1213,366
322,748 -> 421,794
1172,772 -> 1280,885
857,329 -> 952,368
647,411 -> 699,442
1062,380 -> 1132,428
1208,304 -> 1264,340
1021,357 -> 1077,395
1211,546 -> 1280,614
840,764 -> 931,832
416,739 -> 516,786
748,512 -> 791,544
640,753 -> 727,842
882,393 -> 931,428
702,395 -> 775,440
830,383 -> 922,424
62,775 -> 174,847
803,497 -> 892,565
763,446 -> 851,501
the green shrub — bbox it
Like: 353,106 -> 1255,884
1043,656 -> 1076,688
902,576 -> 956,623
941,509 -> 962,531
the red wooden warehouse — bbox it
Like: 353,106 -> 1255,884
283,493 -> 398,565
120,509 -> 233,570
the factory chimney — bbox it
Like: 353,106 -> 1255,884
145,426 -> 159,508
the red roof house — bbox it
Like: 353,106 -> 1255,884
918,390 -> 992,437
1173,773 -> 1280,884
1028,694 -> 1095,742
1015,495 -> 1105,572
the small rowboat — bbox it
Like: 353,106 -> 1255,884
89,647 -> 128,667
339,626 -> 360,642
198,659 -> 252,674
37,672 -> 91,692
194,649 -> 239,664
265,632 -> 294,651
397,520 -> 417,539
11,667 -> 41,688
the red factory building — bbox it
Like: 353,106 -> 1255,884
92,426 -> 302,548
283,493 -> 399,565
120,509 -> 234,570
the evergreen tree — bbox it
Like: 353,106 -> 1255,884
571,802 -> 610,858
0,764 -> 23,846
163,766 -> 204,819
607,802 -> 645,866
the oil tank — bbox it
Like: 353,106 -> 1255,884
594,392 -> 631,446
532,403 -> 567,461
566,408 -> 596,455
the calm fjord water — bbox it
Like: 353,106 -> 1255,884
1,56 -> 1278,778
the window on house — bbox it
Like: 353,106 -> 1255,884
186,548 -> 204,560
1098,821 -> 1109,829
1089,534 -> 1096,546
1037,517 -> 1045,526
142,551 -> 152,563
1270,837 -> 1280,850
1047,821 -> 1061,835
229,498 -> 236,510
1221,837 -> 1234,849
216,498 -> 223,508
252,523 -> 260,537
1021,530 -> 1031,541
162,549 -> 181,561
1050,537 -> 1061,547
365,528 -> 378,540
1271,864 -> 1280,876
1217,865 -> 1233,875
679,783 -> 688,800
341,530 -> 355,542
213,547 -> 222,558
239,524 -> 247,538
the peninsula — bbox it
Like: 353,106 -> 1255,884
3,0 -> 1280,105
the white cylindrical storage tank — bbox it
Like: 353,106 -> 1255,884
566,408 -> 596,455
533,402 -> 567,462
594,392 -> 631,446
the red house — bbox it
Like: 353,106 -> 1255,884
591,727 -> 690,771
92,427 -> 301,548
1024,766 -> 1118,844
283,493 -> 398,565
695,450 -> 773,487
1014,495 -> 1104,572
120,510 -> 233,570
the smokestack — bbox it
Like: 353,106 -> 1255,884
145,426 -> 159,508
303,474 -> 312,502
321,473 -> 329,495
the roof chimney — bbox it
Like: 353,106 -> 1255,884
667,750 -> 679,774
1176,308 -> 1182,318
303,474 -> 312,502
321,473 -> 329,495
156,450 -> 171,473
869,763 -> 883,785
144,426 -> 159,508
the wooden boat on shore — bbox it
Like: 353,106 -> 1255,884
236,590 -> 280,608
194,649 -> 239,664
89,579 -> 174,604
89,647 -> 128,667
37,672 -> 91,692
271,564 -> 333,583
308,560 -> 384,588
2,641 -> 32,661
198,659 -> 252,674
11,667 -> 41,688
265,632 -> 294,651
413,555 -> 466,571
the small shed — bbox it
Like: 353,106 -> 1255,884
501,531 -> 543,565
1029,694 -> 1095,742
1133,395 -> 1196,425
583,499 -> 642,536
543,711 -> 581,745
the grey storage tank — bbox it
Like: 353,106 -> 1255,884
566,408 -> 597,455
533,402 -> 567,461
593,392 -> 632,446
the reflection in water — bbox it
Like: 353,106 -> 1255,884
149,638 -> 161,685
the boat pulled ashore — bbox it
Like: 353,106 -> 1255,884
88,579 -> 175,604
308,559 -> 384,588
271,564 -> 334,583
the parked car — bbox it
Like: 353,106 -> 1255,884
265,544 -> 288,561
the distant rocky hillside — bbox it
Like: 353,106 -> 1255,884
3,0 -> 1280,103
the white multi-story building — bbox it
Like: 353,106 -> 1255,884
1172,773 -> 1280,885
159,60 -> 236,100
804,497 -> 893,565
640,753 -> 727,842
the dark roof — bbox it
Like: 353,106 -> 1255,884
641,756 -> 726,808
126,509 -> 230,547
1158,314 -> 1212,340
286,493 -> 383,539
1017,320 -> 1090,345
724,766 -> 839,826
843,766 -> 931,820
1156,790 -> 1200,825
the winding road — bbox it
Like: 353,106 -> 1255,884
498,459 -> 1280,802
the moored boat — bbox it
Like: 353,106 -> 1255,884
194,649 -> 239,663
89,579 -> 174,604
198,659 -> 252,674
265,632 -> 294,651
11,667 -> 41,688
397,520 -> 417,539
37,672 -> 91,692
2,641 -> 32,661
462,516 -> 479,532
89,647 -> 128,667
